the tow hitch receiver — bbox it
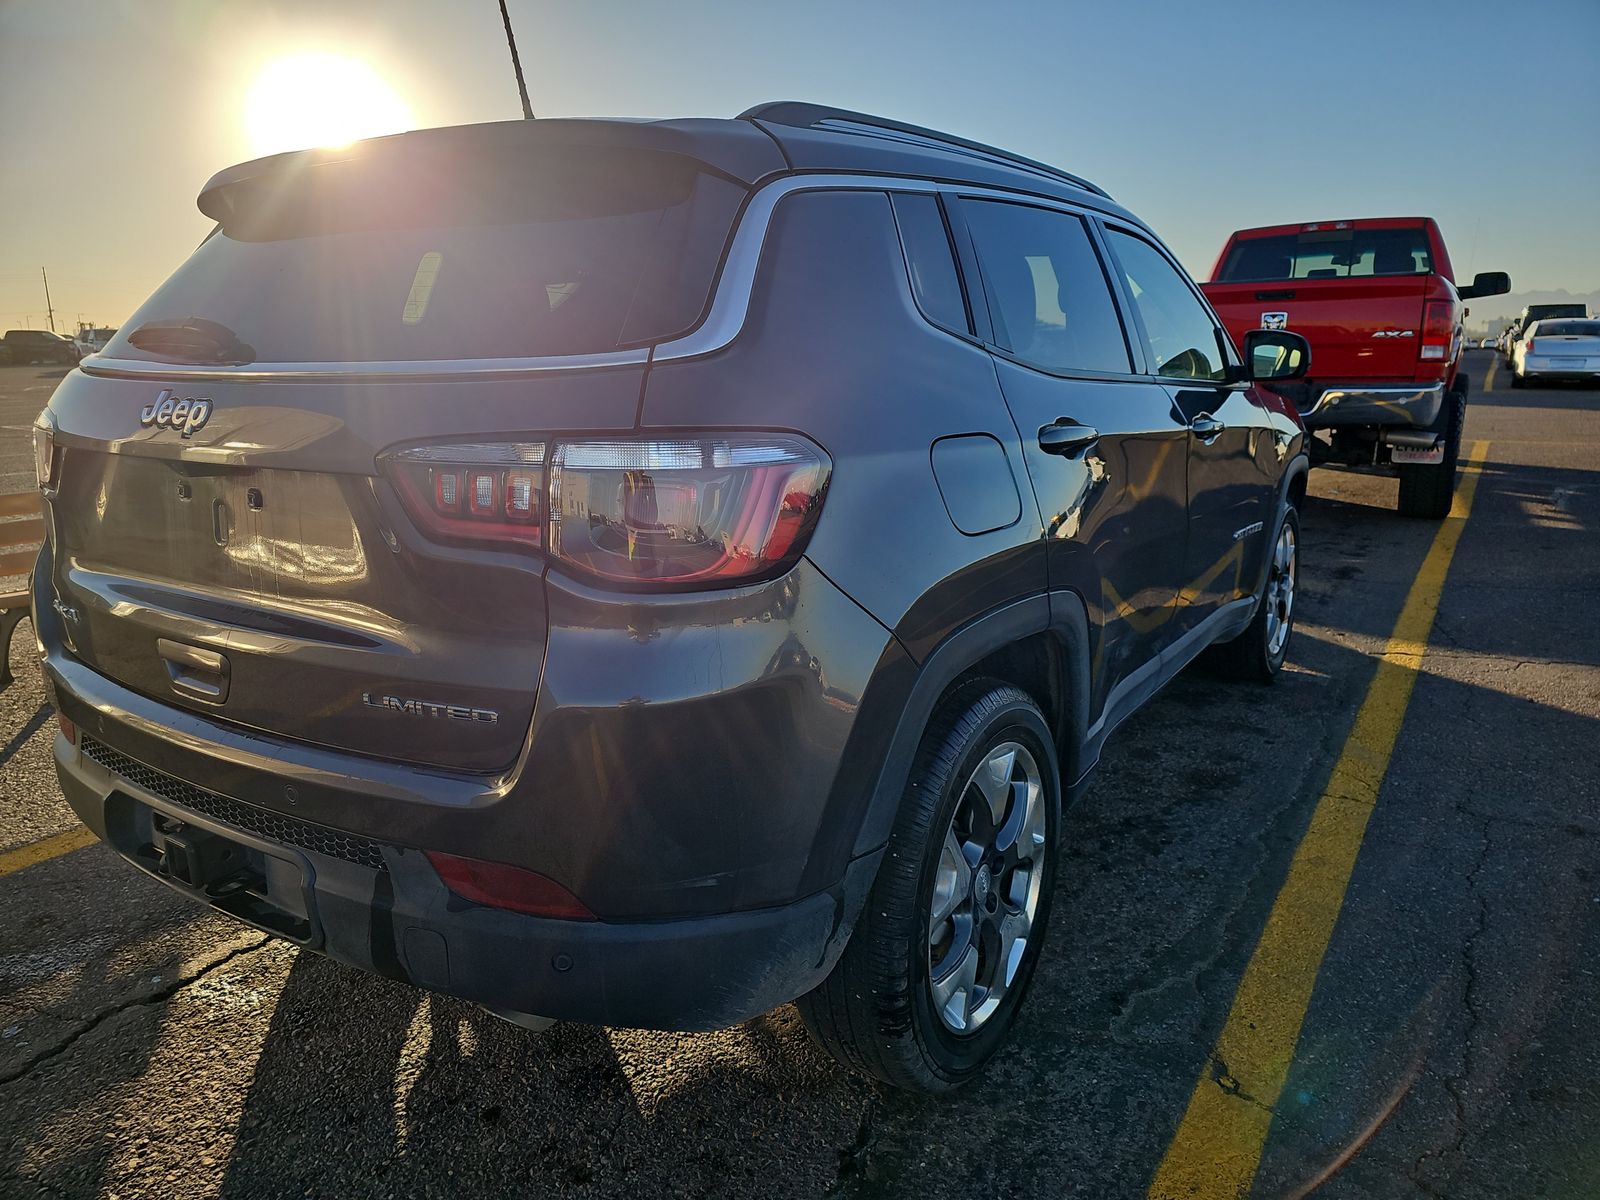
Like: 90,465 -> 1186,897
115,800 -> 316,943
153,815 -> 249,892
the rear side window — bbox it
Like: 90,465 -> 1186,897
1105,229 -> 1228,383
1216,227 -> 1433,282
104,146 -> 746,364
961,200 -> 1131,375
891,193 -> 970,334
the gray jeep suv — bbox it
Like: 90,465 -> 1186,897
32,103 -> 1310,1090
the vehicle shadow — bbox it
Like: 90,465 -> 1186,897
1299,458 -> 1597,664
214,951 -> 868,1199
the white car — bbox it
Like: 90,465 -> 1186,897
73,326 -> 118,358
1511,318 -> 1600,388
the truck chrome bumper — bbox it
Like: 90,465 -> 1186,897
1305,383 -> 1445,429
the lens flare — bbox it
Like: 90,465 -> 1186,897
245,53 -> 413,156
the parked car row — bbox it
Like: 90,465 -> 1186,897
1496,302 -> 1589,362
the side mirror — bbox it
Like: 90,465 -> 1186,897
1458,271 -> 1511,300
1242,329 -> 1311,382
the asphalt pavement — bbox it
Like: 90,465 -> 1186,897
1,351 -> 1596,1198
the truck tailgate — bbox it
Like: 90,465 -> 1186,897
1202,277 -> 1428,381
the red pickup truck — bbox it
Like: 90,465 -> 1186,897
1201,218 -> 1508,518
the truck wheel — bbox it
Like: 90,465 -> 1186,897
1396,388 -> 1465,519
1510,369 -> 1525,389
797,680 -> 1059,1092
1205,505 -> 1298,684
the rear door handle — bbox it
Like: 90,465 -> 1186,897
1189,414 -> 1226,441
1038,420 -> 1100,455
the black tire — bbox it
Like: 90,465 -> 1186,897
1509,369 -> 1525,389
797,680 -> 1060,1092
1204,505 -> 1299,684
1396,386 -> 1465,519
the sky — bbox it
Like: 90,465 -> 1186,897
2,0 -> 1597,332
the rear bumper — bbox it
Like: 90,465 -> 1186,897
53,722 -> 876,1031
1521,355 -> 1600,379
1304,382 -> 1444,429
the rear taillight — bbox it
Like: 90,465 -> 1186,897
550,437 -> 829,587
385,442 -> 546,549
425,851 -> 595,921
1420,301 -> 1453,361
383,434 -> 831,589
32,417 -> 55,490
1524,338 -> 1536,354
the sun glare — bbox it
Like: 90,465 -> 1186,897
245,53 -> 413,157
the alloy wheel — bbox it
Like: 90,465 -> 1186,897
927,740 -> 1047,1035
1265,520 -> 1297,658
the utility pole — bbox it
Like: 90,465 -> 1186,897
497,0 -> 535,120
41,268 -> 56,333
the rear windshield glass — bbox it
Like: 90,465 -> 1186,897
1530,320 -> 1600,337
104,146 -> 745,364
1216,228 -> 1433,282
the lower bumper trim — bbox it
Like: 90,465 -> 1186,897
1306,382 -> 1445,429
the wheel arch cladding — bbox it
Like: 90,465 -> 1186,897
841,591 -> 1092,867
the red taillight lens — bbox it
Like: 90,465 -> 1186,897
385,442 -> 545,549
1524,338 -> 1536,354
549,436 -> 830,587
1421,301 -> 1453,361
425,851 -> 595,921
383,434 -> 831,588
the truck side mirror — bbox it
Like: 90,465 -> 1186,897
1242,329 -> 1311,382
1458,271 -> 1511,300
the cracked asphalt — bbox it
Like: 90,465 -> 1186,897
1,351 -> 1597,1198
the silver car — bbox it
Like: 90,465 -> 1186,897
1510,318 -> 1600,387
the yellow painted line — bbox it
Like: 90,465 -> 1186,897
1148,440 -> 1491,1200
0,825 -> 99,878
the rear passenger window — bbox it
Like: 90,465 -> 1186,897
960,200 -> 1131,375
891,193 -> 970,334
1104,229 -> 1228,382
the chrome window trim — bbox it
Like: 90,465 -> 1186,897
79,172 -> 1144,381
655,173 -> 1144,364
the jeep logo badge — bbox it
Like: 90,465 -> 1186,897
1260,312 -> 1289,331
139,389 -> 213,438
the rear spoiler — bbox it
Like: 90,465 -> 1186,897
198,117 -> 788,223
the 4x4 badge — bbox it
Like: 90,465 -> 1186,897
139,389 -> 213,438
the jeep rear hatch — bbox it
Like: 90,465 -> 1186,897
49,125 -> 760,773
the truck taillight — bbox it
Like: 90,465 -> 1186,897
1420,301 -> 1453,361
381,434 -> 831,589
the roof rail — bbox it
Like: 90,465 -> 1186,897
738,101 -> 1111,200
